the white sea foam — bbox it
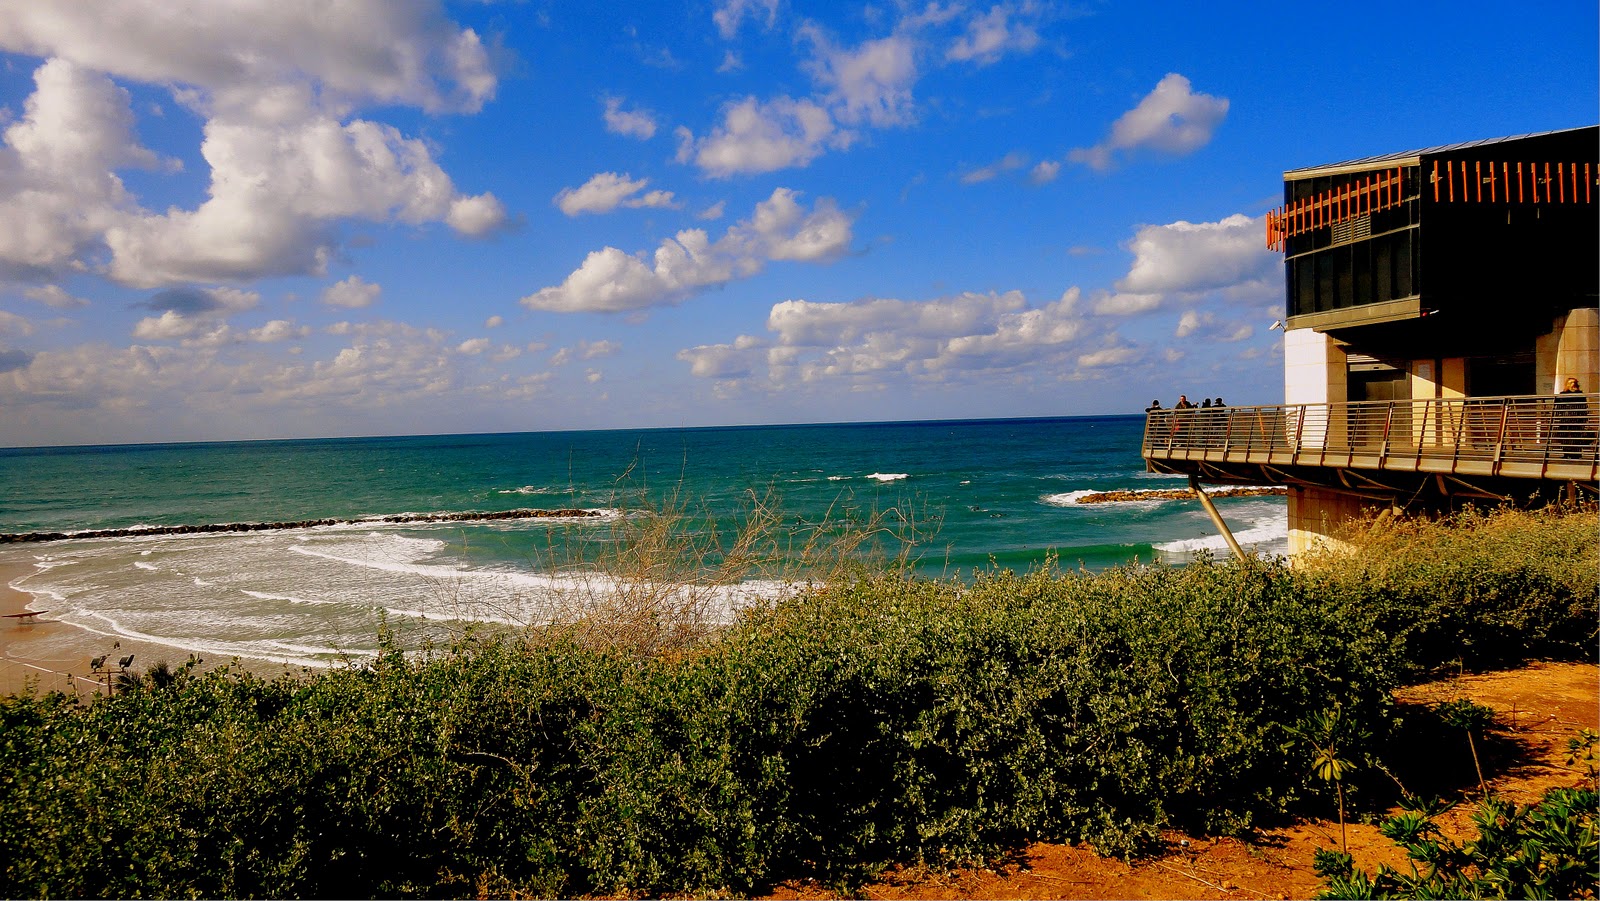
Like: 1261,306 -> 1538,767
866,472 -> 909,482
27,557 -> 77,571
497,485 -> 559,495
1039,490 -> 1166,509
827,475 -> 850,481
1040,490 -> 1098,507
133,561 -> 159,571
52,607 -> 361,668
1152,501 -> 1289,562
241,589 -> 322,606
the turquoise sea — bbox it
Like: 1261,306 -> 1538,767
0,416 -> 1286,667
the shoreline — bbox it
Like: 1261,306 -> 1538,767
0,559 -> 109,696
1,559 -> 292,697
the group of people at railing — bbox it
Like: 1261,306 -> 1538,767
1145,394 -> 1253,449
1146,394 -> 1226,413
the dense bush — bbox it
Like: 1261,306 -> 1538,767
1297,505 -> 1598,676
0,507 -> 1593,898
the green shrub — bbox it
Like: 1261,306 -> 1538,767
1,507 -> 1593,898
1298,505 -> 1598,676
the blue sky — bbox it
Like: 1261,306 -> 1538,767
0,0 -> 1593,446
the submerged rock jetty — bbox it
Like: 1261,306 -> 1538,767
0,508 -> 602,544
1075,486 -> 1287,504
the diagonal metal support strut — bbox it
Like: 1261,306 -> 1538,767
1189,475 -> 1249,562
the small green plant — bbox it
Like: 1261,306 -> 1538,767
1294,706 -> 1363,853
1315,788 -> 1598,899
1435,699 -> 1495,796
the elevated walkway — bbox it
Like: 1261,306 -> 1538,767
1143,394 -> 1598,501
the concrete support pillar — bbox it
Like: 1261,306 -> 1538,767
1537,307 -> 1599,395
1286,486 -> 1371,559
1283,328 -> 1347,449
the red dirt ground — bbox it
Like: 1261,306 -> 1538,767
761,661 -> 1598,901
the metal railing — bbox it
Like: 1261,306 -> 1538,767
1142,394 -> 1598,480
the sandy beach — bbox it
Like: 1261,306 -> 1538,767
2,559 -> 108,696
1,558 -> 285,697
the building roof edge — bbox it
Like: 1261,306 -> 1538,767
1283,125 -> 1598,181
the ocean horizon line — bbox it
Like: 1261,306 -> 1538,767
0,412 -> 1147,455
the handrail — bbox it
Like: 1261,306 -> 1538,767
1141,393 -> 1599,480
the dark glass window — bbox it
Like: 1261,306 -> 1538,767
1288,257 -> 1311,317
1316,250 -> 1336,312
1374,234 -> 1394,301
1395,231 -> 1413,298
1352,240 -> 1372,302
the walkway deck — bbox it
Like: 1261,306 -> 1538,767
1142,394 -> 1598,484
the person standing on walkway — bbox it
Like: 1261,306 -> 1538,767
1555,377 -> 1588,458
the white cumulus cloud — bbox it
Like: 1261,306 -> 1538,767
683,289 -> 1104,391
246,319 -> 307,343
801,29 -> 918,127
1029,160 -> 1060,184
0,1 -> 496,117
602,97 -> 658,139
0,3 -> 505,287
960,151 -> 1028,184
105,114 -> 503,287
946,4 -> 1042,66
713,0 -> 780,39
23,285 -> 91,309
0,59 -> 160,279
522,188 -> 854,314
1116,213 -> 1278,300
1076,345 -> 1138,368
1175,309 -> 1210,338
1070,74 -> 1228,171
446,193 -> 508,236
554,172 -> 678,216
0,310 -> 36,337
130,285 -> 260,339
677,96 -> 848,178
322,275 -> 381,309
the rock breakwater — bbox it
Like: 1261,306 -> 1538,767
1075,486 -> 1287,504
0,508 -> 603,544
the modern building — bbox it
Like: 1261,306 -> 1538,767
1143,126 -> 1598,556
